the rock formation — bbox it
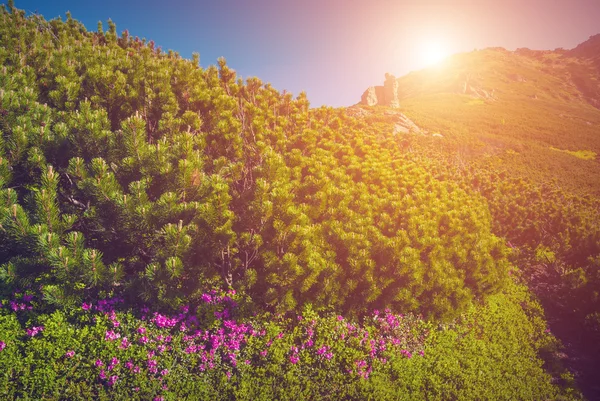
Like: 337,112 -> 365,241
383,73 -> 400,108
458,72 -> 496,100
360,86 -> 384,106
360,74 -> 400,107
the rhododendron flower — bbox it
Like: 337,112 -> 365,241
105,330 -> 121,341
108,375 -> 118,386
99,370 -> 107,380
26,326 -> 44,337
139,336 -> 149,344
289,355 -> 299,364
161,369 -> 169,376
65,350 -> 75,358
400,349 -> 412,358
81,302 -> 91,311
137,326 -> 146,334
0,341 -> 6,351
119,337 -> 129,349
95,359 -> 104,367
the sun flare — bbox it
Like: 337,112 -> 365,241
419,39 -> 450,66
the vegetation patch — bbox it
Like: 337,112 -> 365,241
550,147 -> 597,160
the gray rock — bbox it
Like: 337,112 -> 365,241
361,86 -> 379,106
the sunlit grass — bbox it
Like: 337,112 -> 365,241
466,98 -> 485,106
550,147 -> 597,160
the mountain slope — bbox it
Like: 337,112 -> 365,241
360,37 -> 600,196
358,36 -> 600,399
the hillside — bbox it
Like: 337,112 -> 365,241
361,37 -> 600,196
0,2 -> 595,400
358,37 -> 600,398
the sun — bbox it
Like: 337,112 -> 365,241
419,39 -> 450,67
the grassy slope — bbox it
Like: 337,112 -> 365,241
396,47 -> 600,196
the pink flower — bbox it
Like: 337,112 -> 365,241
400,349 -> 412,358
65,350 -> 75,358
26,326 -> 44,337
105,330 -> 121,341
137,326 -> 146,335
139,336 -> 149,344
0,341 -> 6,351
125,360 -> 134,369
99,369 -> 106,380
81,302 -> 91,311
95,359 -> 104,367
119,337 -> 129,349
160,369 -> 169,376
289,355 -> 300,364
108,375 -> 118,386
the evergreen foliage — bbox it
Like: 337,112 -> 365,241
0,4 -> 508,320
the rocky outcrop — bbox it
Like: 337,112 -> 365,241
458,72 -> 496,100
383,73 -> 400,107
361,86 -> 384,106
388,111 -> 422,134
346,106 -> 444,139
360,74 -> 399,107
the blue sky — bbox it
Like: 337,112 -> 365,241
7,0 -> 600,107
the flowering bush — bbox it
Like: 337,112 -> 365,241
0,283 -> 577,400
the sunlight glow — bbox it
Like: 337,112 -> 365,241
418,39 -> 450,67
